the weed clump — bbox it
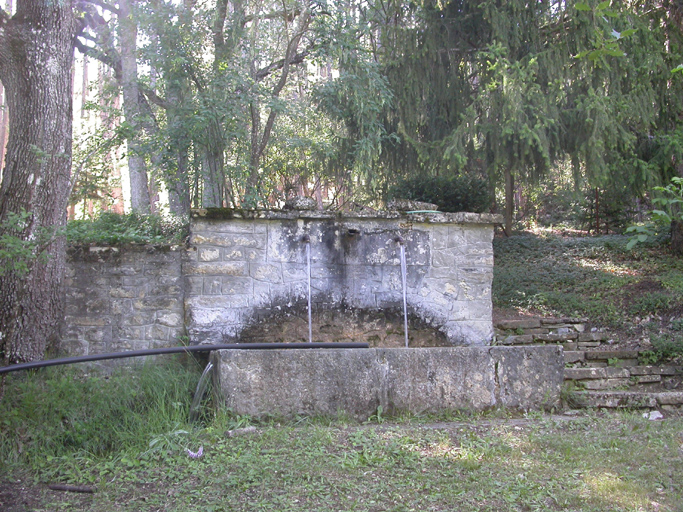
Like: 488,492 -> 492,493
66,211 -> 189,246
0,362 -> 200,467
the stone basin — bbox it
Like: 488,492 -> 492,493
211,345 -> 563,421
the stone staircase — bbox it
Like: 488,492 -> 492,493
495,317 -> 683,411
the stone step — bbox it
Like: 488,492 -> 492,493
572,390 -> 683,409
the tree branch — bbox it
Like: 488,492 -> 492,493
84,0 -> 121,16
141,86 -> 170,110
74,37 -> 122,80
254,47 -> 311,81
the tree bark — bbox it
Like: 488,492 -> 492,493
0,2 -> 76,364
119,0 -> 152,213
672,219 -> 683,255
504,167 -> 514,235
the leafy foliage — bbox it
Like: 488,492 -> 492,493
387,175 -> 491,213
0,210 -> 56,278
626,177 -> 683,249
66,212 -> 188,245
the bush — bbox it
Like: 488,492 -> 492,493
649,333 -> 683,363
66,211 -> 189,245
387,175 -> 490,213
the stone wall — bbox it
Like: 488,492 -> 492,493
60,246 -> 185,356
59,210 -> 501,356
186,210 -> 500,347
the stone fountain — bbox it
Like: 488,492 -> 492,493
185,207 -> 563,420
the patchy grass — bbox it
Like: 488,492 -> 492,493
493,231 -> 683,346
1,405 -> 682,511
2,367 -> 683,511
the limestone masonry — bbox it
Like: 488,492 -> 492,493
60,210 -> 502,356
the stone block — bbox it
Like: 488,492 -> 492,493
563,342 -> 578,351
498,334 -> 534,345
496,318 -> 542,330
145,324 -> 170,341
565,352 -> 586,365
535,333 -> 578,342
134,297 -> 180,311
564,367 -> 629,380
578,341 -> 602,349
633,375 -> 661,384
653,392 -> 683,405
629,366 -> 663,376
585,350 -> 640,360
251,263 -> 283,283
582,378 -> 630,390
199,247 -> 222,262
109,287 -> 142,299
156,312 -> 183,328
203,277 -> 223,295
572,391 -> 657,408
120,312 -> 156,326
185,261 -> 249,277
221,277 -> 254,295
578,332 -> 608,342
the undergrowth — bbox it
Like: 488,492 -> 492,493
66,212 -> 189,245
0,361 -> 202,469
493,232 -> 683,333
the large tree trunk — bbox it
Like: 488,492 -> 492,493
119,0 -> 152,213
0,2 -> 76,364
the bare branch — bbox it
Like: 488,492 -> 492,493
74,37 -> 122,80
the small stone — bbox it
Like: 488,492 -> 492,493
642,410 -> 664,420
284,196 -> 318,210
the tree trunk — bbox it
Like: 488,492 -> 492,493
119,0 -> 152,213
672,219 -> 683,255
0,2 -> 76,364
504,167 -> 515,235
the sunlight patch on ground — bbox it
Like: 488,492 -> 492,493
583,471 -> 655,511
577,258 -> 641,276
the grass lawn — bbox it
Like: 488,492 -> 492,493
2,411 -> 682,512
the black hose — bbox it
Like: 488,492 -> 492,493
0,342 -> 369,375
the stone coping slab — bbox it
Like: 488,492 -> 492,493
192,208 -> 503,225
211,346 -> 563,421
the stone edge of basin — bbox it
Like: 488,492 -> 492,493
210,346 -> 563,421
192,208 -> 504,225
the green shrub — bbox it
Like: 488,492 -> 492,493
387,175 -> 490,213
650,333 -> 683,363
66,211 -> 189,245
628,292 -> 673,316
